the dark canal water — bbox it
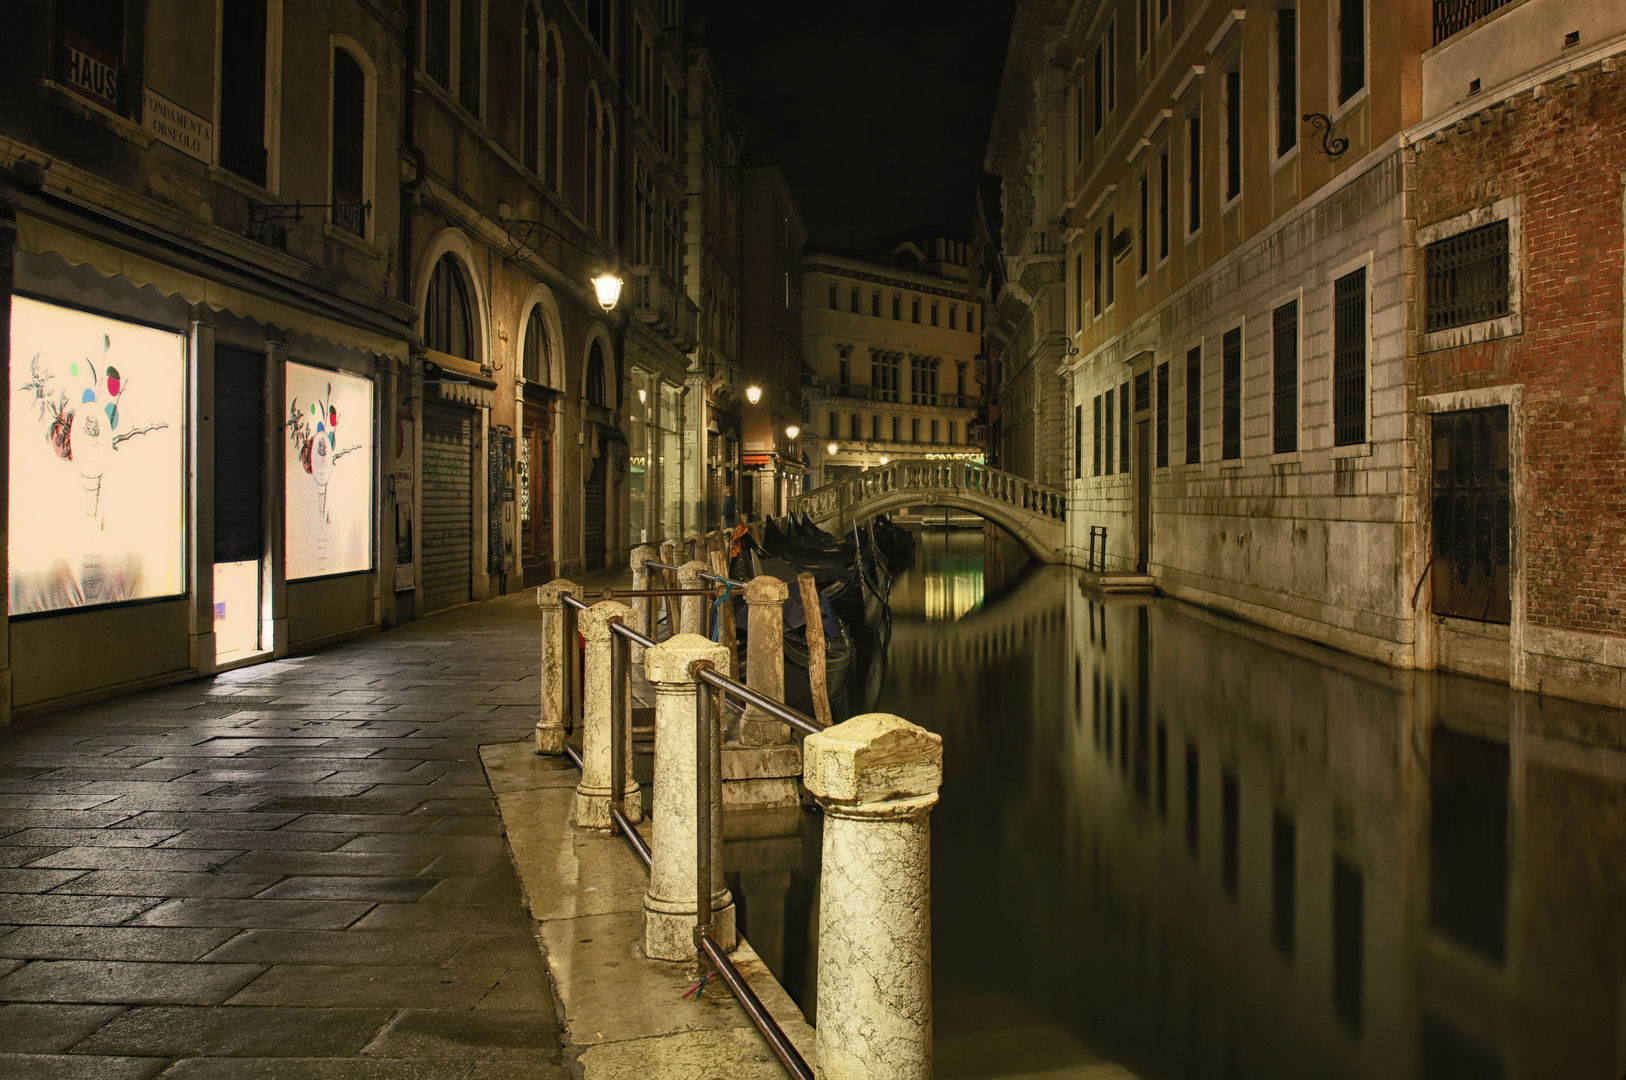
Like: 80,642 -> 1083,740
730,526 -> 1626,1080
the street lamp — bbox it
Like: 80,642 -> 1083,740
745,385 -> 762,405
593,273 -> 623,311
785,424 -> 800,440
880,456 -> 889,464
827,442 -> 838,455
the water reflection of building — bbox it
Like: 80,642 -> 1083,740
1037,579 -> 1626,1080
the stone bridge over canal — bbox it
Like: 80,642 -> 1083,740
789,459 -> 1067,563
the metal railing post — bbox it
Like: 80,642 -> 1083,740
629,545 -> 657,660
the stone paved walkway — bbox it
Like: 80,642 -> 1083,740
0,591 -> 573,1079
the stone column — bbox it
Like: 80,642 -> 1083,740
741,575 -> 789,746
535,579 -> 583,755
642,633 -> 736,961
804,714 -> 943,1080
575,599 -> 639,827
678,559 -> 709,641
629,545 -> 657,661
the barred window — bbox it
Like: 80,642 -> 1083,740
1104,388 -> 1115,476
1425,219 -> 1509,332
1155,362 -> 1169,468
1433,0 -> 1511,45
1075,404 -> 1084,479
1184,346 -> 1202,464
1221,328 -> 1242,459
1334,268 -> 1368,445
1273,300 -> 1299,454
1093,395 -> 1103,476
1119,380 -> 1131,472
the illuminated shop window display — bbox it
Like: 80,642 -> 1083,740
285,362 -> 373,579
9,297 -> 186,615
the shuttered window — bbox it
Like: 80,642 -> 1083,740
1273,300 -> 1298,454
421,403 -> 475,612
1184,345 -> 1202,464
220,0 -> 268,185
331,49 -> 366,236
425,255 -> 473,359
1333,268 -> 1368,446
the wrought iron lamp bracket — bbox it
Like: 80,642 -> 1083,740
1302,113 -> 1349,159
247,199 -> 370,240
503,218 -> 605,266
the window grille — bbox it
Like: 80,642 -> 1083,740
1104,388 -> 1115,476
1155,362 -> 1169,467
1184,346 -> 1201,464
1093,395 -> 1103,476
1221,328 -> 1242,459
1425,219 -> 1509,332
1273,300 -> 1298,454
1334,268 -> 1367,445
1075,404 -> 1084,478
1119,381 -> 1131,472
1134,371 -> 1151,413
1432,0 -> 1508,45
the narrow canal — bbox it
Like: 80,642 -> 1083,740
732,525 -> 1626,1080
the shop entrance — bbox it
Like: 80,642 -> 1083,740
213,344 -> 265,663
519,399 -> 555,588
422,401 -> 477,612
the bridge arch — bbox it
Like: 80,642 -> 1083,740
790,459 -> 1067,564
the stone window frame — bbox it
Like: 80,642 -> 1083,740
1418,195 -> 1522,354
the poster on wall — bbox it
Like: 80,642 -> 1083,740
285,361 -> 373,579
9,296 -> 187,615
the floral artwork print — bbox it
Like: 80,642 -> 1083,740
287,380 -> 361,523
18,336 -> 170,519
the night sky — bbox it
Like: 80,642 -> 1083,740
695,0 -> 1018,250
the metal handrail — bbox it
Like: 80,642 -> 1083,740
697,570 -> 748,590
550,610 -> 816,1080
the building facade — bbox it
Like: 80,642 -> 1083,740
739,165 -> 807,520
984,0 -> 1626,706
0,0 -> 761,722
802,237 -> 985,487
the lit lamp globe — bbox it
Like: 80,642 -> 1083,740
827,442 -> 838,455
880,456 -> 889,465
785,424 -> 800,440
745,385 -> 762,405
592,273 -> 622,311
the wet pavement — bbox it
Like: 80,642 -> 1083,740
0,592 -> 572,1079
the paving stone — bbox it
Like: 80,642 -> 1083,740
254,798 -> 420,816
421,818 -> 503,837
109,813 -> 300,832
218,852 -> 435,878
27,849 -> 243,873
0,794 -> 123,810
130,899 -> 374,929
72,1005 -> 392,1058
280,815 -> 436,835
0,895 -> 159,926
414,878 -> 523,906
0,1002 -> 127,1052
48,872 -> 281,899
201,929 -> 469,966
0,960 -> 264,1004
361,1009 -> 561,1060
0,926 -> 237,962
0,868 -> 88,893
0,1052 -> 166,1079
253,877 -> 439,903
349,903 -> 529,934
0,848 -> 63,868
155,831 -> 356,852
334,835 -> 502,856
0,811 -> 137,830
154,1057 -> 491,1079
2,830 -> 183,849
224,964 -> 506,1009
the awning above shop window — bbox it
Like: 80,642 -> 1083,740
16,213 -> 410,362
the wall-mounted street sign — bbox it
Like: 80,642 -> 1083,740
143,88 -> 213,163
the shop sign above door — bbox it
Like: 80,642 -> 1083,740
143,88 -> 213,163
61,32 -> 119,113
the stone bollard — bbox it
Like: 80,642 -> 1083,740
741,575 -> 790,746
804,714 -> 942,1080
535,579 -> 584,755
574,600 -> 640,828
629,545 -> 657,661
678,560 -> 709,641
642,633 -> 737,961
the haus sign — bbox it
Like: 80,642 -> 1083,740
61,32 -> 118,112
143,88 -> 213,163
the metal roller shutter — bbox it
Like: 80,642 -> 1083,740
421,402 -> 475,612
214,345 -> 265,564
584,452 -> 606,572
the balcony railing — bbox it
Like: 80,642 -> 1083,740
1432,0 -> 1511,45
631,266 -> 699,353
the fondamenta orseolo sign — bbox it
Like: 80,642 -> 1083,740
143,88 -> 213,164
61,32 -> 119,113
9,298 -> 187,615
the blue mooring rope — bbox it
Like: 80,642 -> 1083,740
709,579 -> 735,642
